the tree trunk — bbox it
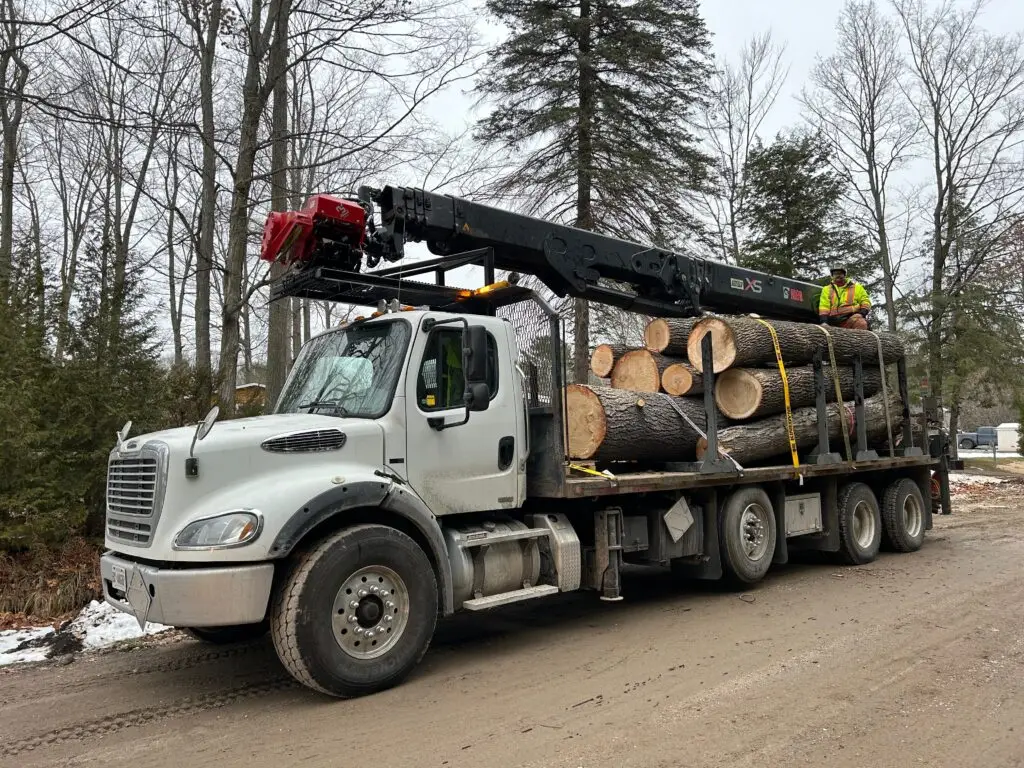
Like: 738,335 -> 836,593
565,384 -> 711,461
715,365 -> 883,420
688,315 -> 905,373
571,0 -> 595,384
696,393 -> 901,464
590,342 -> 630,378
662,362 -> 703,396
609,349 -> 683,392
194,0 -> 222,401
216,0 -> 281,414
643,317 -> 700,356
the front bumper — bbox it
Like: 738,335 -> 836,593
100,552 -> 274,628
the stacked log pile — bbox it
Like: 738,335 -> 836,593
568,313 -> 906,465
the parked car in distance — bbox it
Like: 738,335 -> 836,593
956,426 -> 997,449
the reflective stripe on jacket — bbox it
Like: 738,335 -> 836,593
818,280 -> 871,317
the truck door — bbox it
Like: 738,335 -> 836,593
404,315 -> 523,514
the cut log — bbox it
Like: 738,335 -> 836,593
565,384 -> 711,461
687,315 -> 905,374
715,366 -> 883,420
609,349 -> 683,393
643,317 -> 701,356
696,393 -> 902,464
590,343 -> 631,379
661,362 -> 704,396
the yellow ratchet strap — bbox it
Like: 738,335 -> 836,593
816,325 -> 853,462
568,463 -> 616,481
754,319 -> 799,469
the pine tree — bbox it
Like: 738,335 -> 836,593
740,130 -> 872,282
475,0 -> 714,381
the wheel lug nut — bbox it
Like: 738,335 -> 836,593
349,600 -> 359,609
384,615 -> 393,623
385,601 -> 395,609
347,614 -> 358,623
354,628 -> 363,635
358,588 -> 368,597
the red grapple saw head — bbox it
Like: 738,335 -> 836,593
260,194 -> 367,269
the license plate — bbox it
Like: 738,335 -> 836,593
112,564 -> 127,592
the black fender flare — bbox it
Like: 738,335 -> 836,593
268,479 -> 454,615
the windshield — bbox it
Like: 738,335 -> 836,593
276,319 -> 411,418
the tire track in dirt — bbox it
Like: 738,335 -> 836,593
0,676 -> 298,758
0,641 -> 272,706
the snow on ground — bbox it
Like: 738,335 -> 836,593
0,600 -> 169,667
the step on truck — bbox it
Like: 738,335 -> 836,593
100,186 -> 953,697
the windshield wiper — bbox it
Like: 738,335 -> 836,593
299,400 -> 351,416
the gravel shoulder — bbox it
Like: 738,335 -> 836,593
1,484 -> 1022,768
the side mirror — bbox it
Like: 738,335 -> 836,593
465,382 -> 490,412
463,325 -> 489,384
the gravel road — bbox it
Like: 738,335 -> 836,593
2,483 -> 1022,768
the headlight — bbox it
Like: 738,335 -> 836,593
173,511 -> 263,550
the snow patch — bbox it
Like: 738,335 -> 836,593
948,473 -> 1007,486
0,600 -> 170,667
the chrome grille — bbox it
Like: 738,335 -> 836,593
106,443 -> 168,548
261,429 -> 347,453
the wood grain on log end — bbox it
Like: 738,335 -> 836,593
662,363 -> 695,396
643,318 -> 671,352
610,349 -> 660,392
590,344 -> 616,378
715,368 -> 764,420
687,317 -> 736,374
565,384 -> 607,459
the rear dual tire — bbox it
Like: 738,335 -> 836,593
836,482 -> 882,565
881,478 -> 926,552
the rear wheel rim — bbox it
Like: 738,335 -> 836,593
331,565 -> 410,659
852,500 -> 877,549
903,493 -> 924,539
740,503 -> 771,561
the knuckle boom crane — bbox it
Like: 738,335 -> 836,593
260,184 -> 821,320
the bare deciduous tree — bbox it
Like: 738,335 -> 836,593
698,31 -> 788,262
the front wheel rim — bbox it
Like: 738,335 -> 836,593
903,494 -> 924,539
852,500 -> 877,549
740,503 -> 771,561
331,565 -> 410,659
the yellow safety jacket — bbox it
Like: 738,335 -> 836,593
819,280 -> 871,318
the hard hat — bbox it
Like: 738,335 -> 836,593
830,264 -> 847,274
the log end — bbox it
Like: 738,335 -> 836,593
695,436 -> 708,460
590,344 -> 616,378
661,363 -> 694,396
610,349 -> 660,392
643,318 -> 671,353
714,368 -> 763,420
687,317 -> 736,374
565,384 -> 607,459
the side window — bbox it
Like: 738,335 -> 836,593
417,328 -> 498,411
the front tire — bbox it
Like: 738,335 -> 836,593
959,439 -> 975,449
719,486 -> 777,585
836,482 -> 882,565
271,524 -> 438,698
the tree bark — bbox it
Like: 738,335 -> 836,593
688,315 -> 905,373
571,0 -> 595,384
715,365 -> 883,420
590,342 -> 630,378
643,317 -> 700,356
697,393 -> 901,463
662,362 -> 703,396
194,0 -> 222,402
609,349 -> 683,392
565,384 -> 711,461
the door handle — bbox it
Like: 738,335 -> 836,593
498,436 -> 515,470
